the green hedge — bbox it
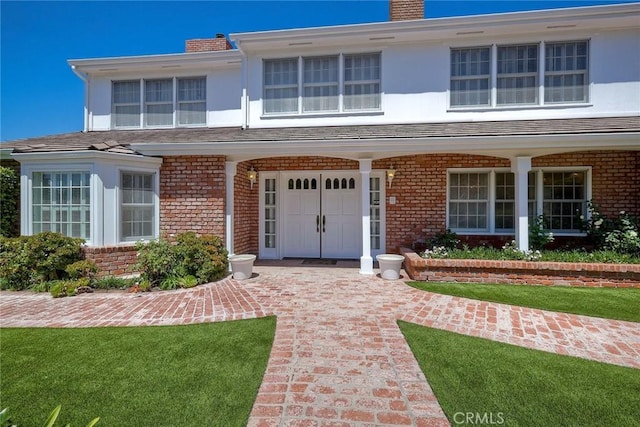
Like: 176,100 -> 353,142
0,166 -> 19,237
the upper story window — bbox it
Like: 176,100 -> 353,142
112,77 -> 206,129
545,41 -> 588,103
263,52 -> 381,115
450,40 -> 588,108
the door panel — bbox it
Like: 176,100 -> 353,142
321,173 -> 361,259
283,174 -> 320,258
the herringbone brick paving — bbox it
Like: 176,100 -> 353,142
1,264 -> 638,426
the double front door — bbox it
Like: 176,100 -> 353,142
283,172 -> 361,259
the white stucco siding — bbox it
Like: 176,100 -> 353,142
208,68 -> 243,127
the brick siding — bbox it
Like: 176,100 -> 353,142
159,155 -> 226,238
401,247 -> 640,288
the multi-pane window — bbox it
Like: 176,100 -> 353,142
264,58 -> 299,114
177,77 -> 206,125
447,169 -> 588,234
264,52 -> 381,114
344,53 -> 381,111
450,40 -> 588,107
450,47 -> 491,107
448,172 -> 489,230
264,178 -> 277,249
370,177 -> 381,251
113,81 -> 141,128
497,44 -> 538,105
494,172 -> 515,230
303,56 -> 339,112
542,171 -> 586,232
545,41 -> 589,103
145,79 -> 173,127
112,77 -> 206,128
32,171 -> 91,239
121,172 -> 155,240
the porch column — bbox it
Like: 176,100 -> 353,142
511,157 -> 532,252
225,161 -> 237,259
359,160 -> 374,275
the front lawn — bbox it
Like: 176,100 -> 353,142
399,321 -> 640,427
0,317 -> 275,426
408,282 -> 640,322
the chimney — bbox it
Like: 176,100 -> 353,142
185,33 -> 233,52
389,0 -> 424,21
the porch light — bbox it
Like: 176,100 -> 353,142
247,166 -> 257,189
386,165 -> 396,189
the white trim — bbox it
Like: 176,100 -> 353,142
259,171 -> 279,259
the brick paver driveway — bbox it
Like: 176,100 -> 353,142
1,263 -> 639,426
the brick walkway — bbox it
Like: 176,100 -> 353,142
1,264 -> 639,427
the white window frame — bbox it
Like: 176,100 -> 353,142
450,46 -> 492,108
447,167 -> 591,236
144,78 -> 174,128
177,77 -> 207,126
496,43 -> 539,106
112,77 -> 206,129
262,52 -> 382,116
449,39 -> 589,109
544,40 -> 589,104
118,167 -> 160,243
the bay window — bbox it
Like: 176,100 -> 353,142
121,172 -> 156,240
32,171 -> 91,240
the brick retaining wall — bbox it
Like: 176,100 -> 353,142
400,247 -> 640,288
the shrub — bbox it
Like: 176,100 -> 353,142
173,232 -> 228,284
429,229 -> 460,250
580,202 -> 640,255
0,166 -> 19,237
134,238 -> 176,286
135,232 -> 228,287
50,278 -> 90,298
93,276 -> 138,290
0,233 -> 85,290
65,260 -> 99,281
529,215 -> 554,251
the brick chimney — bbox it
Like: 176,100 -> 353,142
389,0 -> 424,21
185,33 -> 233,52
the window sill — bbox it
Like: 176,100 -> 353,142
261,110 -> 384,120
447,103 -> 593,113
452,231 -> 587,237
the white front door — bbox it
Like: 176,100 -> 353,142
282,172 -> 361,259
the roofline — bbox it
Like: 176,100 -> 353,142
68,50 -> 243,74
10,150 -> 163,165
230,3 -> 640,45
129,132 -> 640,161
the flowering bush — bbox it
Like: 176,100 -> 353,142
579,201 -> 639,254
529,215 -> 554,250
421,246 -> 449,259
501,240 -> 542,261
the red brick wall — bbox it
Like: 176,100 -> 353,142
185,36 -> 232,52
83,246 -> 138,277
401,248 -> 640,288
159,155 -> 226,238
389,0 -> 424,21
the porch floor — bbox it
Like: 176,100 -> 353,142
1,265 -> 638,426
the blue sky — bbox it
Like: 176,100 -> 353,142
0,0 -> 635,142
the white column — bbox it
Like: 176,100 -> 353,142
511,157 -> 532,252
359,160 -> 373,275
225,161 -> 237,259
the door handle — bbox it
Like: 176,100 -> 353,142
316,215 -> 320,233
322,215 -> 326,233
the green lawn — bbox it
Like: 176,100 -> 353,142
0,317 -> 276,426
399,321 -> 640,427
408,282 -> 640,322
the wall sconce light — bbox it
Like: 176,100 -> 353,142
386,164 -> 396,189
247,166 -> 257,189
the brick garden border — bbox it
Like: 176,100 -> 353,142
400,247 -> 640,288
